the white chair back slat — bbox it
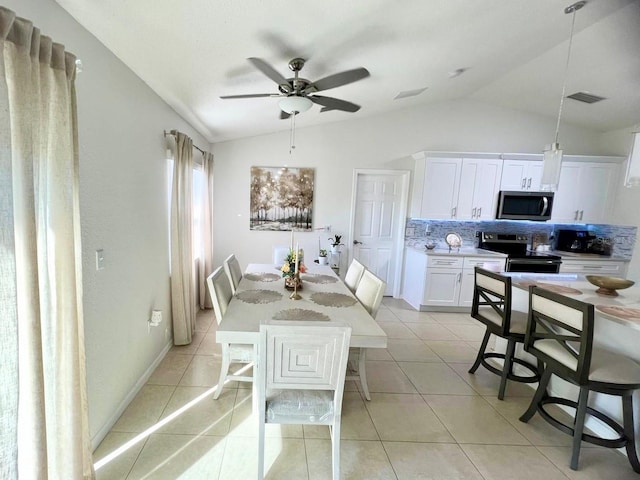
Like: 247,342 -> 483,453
223,254 -> 243,294
207,266 -> 233,324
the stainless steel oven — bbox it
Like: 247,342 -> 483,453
477,232 -> 562,274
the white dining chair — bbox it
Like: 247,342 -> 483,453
257,320 -> 351,480
207,266 -> 254,399
223,253 -> 243,295
349,270 -> 386,400
272,245 -> 290,267
344,258 -> 366,293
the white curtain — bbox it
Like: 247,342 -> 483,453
0,6 -> 94,479
170,132 -> 196,345
199,151 -> 214,310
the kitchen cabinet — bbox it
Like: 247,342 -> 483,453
423,256 -> 464,307
500,159 -> 543,191
412,155 -> 502,220
419,158 -> 462,219
457,158 -> 503,220
559,258 -> 628,277
402,248 -> 506,310
551,161 -> 620,224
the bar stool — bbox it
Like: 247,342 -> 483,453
468,267 -> 540,400
520,286 -> 640,473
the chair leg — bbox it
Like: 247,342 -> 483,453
469,329 -> 491,374
214,344 -> 231,400
332,418 -> 341,480
358,348 -> 371,401
570,387 -> 589,470
622,391 -> 640,473
520,368 -> 552,423
498,338 -> 516,400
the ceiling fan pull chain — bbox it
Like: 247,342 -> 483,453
289,112 -> 296,154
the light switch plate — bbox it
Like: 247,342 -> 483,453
96,249 -> 105,270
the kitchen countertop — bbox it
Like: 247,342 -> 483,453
506,272 -> 640,330
406,245 -> 507,258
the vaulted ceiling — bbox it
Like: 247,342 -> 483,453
56,0 -> 640,143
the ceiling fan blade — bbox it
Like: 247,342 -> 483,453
309,68 -> 370,93
280,110 -> 291,120
247,57 -> 292,92
309,95 -> 361,113
220,93 -> 281,99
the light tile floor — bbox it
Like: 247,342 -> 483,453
93,299 -> 638,479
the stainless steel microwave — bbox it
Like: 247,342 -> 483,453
496,191 -> 554,221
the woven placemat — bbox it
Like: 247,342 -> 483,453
236,289 -> 283,304
244,272 -> 280,282
301,274 -> 338,284
310,292 -> 357,308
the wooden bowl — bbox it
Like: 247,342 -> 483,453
586,275 -> 635,296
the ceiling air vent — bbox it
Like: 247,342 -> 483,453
566,92 -> 606,104
394,87 -> 428,100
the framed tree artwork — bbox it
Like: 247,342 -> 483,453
250,166 -> 314,231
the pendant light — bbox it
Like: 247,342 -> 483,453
624,129 -> 640,187
540,1 -> 586,192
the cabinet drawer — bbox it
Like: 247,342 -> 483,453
427,256 -> 464,269
559,260 -> 626,275
463,257 -> 506,270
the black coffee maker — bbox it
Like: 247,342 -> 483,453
556,229 -> 596,253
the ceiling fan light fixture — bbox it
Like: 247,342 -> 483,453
279,96 -> 313,114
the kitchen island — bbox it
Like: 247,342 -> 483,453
499,273 -> 640,449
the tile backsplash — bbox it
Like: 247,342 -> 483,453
405,219 -> 637,259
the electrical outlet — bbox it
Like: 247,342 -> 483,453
150,310 -> 162,326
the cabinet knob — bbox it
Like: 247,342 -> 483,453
521,178 -> 526,189
477,207 -> 482,218
472,207 -> 477,218
353,240 -> 362,245
527,178 -> 532,189
579,210 -> 584,221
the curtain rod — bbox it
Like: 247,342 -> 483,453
163,130 -> 206,155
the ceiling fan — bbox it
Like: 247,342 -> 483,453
220,57 -> 370,119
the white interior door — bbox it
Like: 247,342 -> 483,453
350,170 -> 410,297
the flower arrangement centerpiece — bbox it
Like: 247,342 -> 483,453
281,246 -> 306,290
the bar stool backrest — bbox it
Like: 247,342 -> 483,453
472,267 -> 513,336
525,286 -> 594,385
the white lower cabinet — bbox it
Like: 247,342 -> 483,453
423,257 -> 463,307
402,249 -> 506,310
559,258 -> 628,277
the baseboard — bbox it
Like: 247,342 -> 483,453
90,340 -> 173,451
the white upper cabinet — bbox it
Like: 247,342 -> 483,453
457,158 -> 503,220
551,161 -> 620,224
413,155 -> 502,220
500,159 -> 543,191
419,158 -> 462,219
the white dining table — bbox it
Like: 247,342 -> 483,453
216,263 -> 388,348
215,263 -> 388,401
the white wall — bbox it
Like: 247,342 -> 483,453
212,98 -> 616,269
4,0 -> 210,446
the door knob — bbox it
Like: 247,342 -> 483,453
353,240 -> 362,245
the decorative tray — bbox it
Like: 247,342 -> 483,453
445,232 -> 462,248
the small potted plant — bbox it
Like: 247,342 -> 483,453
318,248 -> 328,265
328,234 -> 344,254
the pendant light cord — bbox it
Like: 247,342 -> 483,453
554,6 -> 579,144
